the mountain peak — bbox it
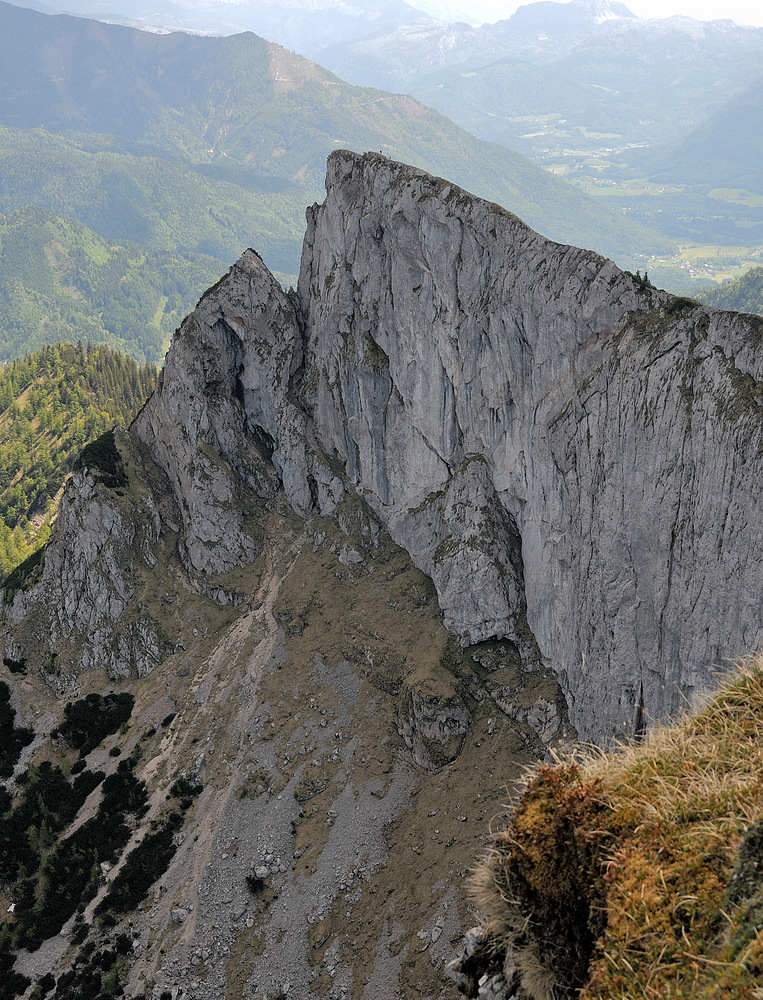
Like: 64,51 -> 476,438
572,0 -> 637,20
2,150 -> 763,999
508,0 -> 637,27
491,0 -> 638,51
8,150 -> 763,744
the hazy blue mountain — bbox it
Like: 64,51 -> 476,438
3,0 -> 435,57
10,0 -> 761,178
546,15 -> 763,155
322,6 -> 763,253
0,0 -> 674,275
412,56 -> 600,147
648,75 -> 763,193
315,0 -> 639,91
489,0 -> 637,56
585,71 -> 763,244
316,21 -> 504,91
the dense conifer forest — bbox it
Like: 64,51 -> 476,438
0,342 -> 156,577
697,266 -> 763,316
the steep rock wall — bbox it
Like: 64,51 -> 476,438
4,151 -> 762,743
133,250 -> 306,575
2,428 -> 172,688
295,151 -> 763,740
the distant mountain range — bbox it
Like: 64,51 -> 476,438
21,0 -> 755,251
14,0 -> 763,179
10,0 -> 438,54
0,0 -> 679,365
4,0 -> 763,363
319,7 -> 763,163
0,1 -> 681,252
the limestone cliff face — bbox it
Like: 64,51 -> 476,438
296,151 -> 763,740
2,149 -> 762,1000
5,151 -> 763,743
132,250 -> 307,576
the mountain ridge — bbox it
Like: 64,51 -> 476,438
1,151 -> 761,999
0,0 -> 674,276
6,149 -> 762,737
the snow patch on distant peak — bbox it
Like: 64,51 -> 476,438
575,0 -> 638,22
402,0 -> 480,25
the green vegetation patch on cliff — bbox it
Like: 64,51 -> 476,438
74,429 -> 128,489
52,691 -> 135,758
0,544 -> 45,603
473,658 -> 763,1000
0,341 -> 157,577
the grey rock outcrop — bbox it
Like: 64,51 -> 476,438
445,926 -> 518,999
2,427 -> 170,689
398,682 -> 470,771
4,150 -> 762,742
133,250 -> 308,574
295,151 -> 763,741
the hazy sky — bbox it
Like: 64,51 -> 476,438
465,0 -> 763,27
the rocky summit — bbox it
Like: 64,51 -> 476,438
1,150 -> 762,999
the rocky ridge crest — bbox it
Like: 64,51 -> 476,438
1,150 -> 762,1000
4,150 -> 763,744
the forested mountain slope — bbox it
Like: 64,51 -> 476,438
697,267 -> 763,316
0,342 -> 156,576
0,204 -> 223,363
0,0 -> 673,278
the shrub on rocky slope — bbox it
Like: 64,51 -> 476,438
469,658 -> 763,1000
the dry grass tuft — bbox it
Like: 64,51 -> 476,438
472,656 -> 763,1000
